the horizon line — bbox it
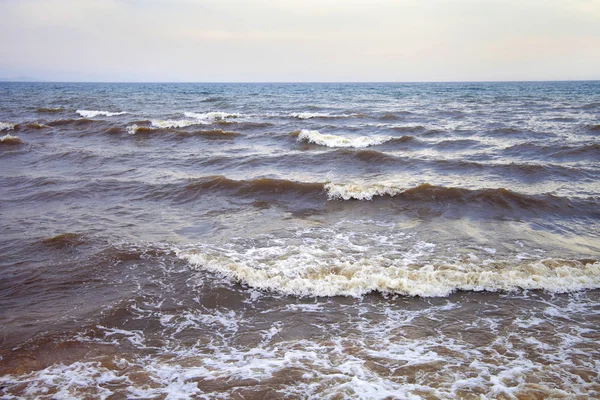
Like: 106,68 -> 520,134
1,79 -> 599,84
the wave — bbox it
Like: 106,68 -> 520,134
47,118 -> 101,127
325,182 -> 403,200
183,176 -> 323,197
334,148 -> 399,163
201,96 -> 227,103
297,129 -> 394,148
76,110 -> 128,118
41,233 -> 86,249
150,119 -> 207,129
389,125 -> 425,133
0,122 -> 16,131
504,142 -> 600,160
36,107 -> 66,113
126,124 -> 240,138
289,112 -> 361,119
0,134 -> 22,145
183,111 -> 242,121
25,122 -> 50,129
166,177 -> 590,213
182,249 -> 600,297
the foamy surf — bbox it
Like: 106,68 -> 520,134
290,112 -> 359,119
183,251 -> 600,297
325,182 -> 403,200
0,122 -> 16,131
179,226 -> 600,298
76,110 -> 128,118
298,129 -> 393,148
183,111 -> 242,121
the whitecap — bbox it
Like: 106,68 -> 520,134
0,122 -> 16,131
76,110 -> 128,118
180,225 -> 600,298
298,129 -> 392,148
183,111 -> 242,121
325,182 -> 403,200
150,119 -> 206,129
0,134 -> 22,144
290,112 -> 350,119
183,250 -> 600,298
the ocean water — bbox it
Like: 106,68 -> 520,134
0,81 -> 599,399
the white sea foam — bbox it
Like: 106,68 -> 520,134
0,122 -> 16,131
0,134 -> 22,144
126,124 -> 141,135
297,129 -> 392,148
147,112 -> 243,129
183,251 -> 600,298
180,225 -> 600,298
150,119 -> 205,129
290,112 -> 356,119
76,110 -> 128,118
183,111 -> 242,121
325,182 -> 403,200
5,303 -> 597,399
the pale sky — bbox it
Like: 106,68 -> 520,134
1,0 -> 599,82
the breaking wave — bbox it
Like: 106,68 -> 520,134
325,182 -> 402,200
36,107 -> 66,113
182,241 -> 600,297
0,134 -> 22,145
149,119 -> 206,129
127,124 -> 241,138
0,122 -> 16,131
76,110 -> 128,118
297,129 -> 394,148
289,112 -> 361,119
183,111 -> 243,121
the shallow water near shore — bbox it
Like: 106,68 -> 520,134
1,81 -> 599,399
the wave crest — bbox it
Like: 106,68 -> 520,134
76,110 -> 128,118
0,134 -> 22,145
298,129 -> 393,148
0,122 -> 16,131
325,182 -> 402,200
182,248 -> 600,297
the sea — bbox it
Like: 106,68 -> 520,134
1,81 -> 599,399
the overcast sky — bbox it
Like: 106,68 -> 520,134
1,0 -> 599,82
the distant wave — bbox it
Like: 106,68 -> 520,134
147,112 -> 243,129
0,122 -> 16,131
127,124 -> 241,138
289,112 -> 361,119
150,119 -> 206,129
76,110 -> 128,118
36,107 -> 66,113
183,111 -> 242,121
298,129 -> 394,148
0,134 -> 23,145
25,122 -> 50,129
47,118 -> 99,127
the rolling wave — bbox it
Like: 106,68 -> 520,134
289,112 -> 362,119
182,247 -> 600,297
297,129 -> 394,148
0,122 -> 16,131
0,134 -> 22,145
36,107 -> 66,113
76,110 -> 128,118
126,124 -> 241,138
